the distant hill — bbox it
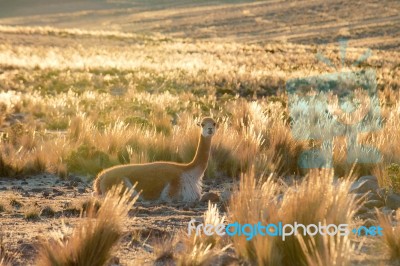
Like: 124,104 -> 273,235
0,0 -> 398,50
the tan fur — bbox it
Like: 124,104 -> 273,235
93,117 -> 217,202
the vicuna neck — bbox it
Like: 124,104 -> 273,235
187,134 -> 212,171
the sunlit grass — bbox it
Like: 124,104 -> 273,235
377,210 -> 400,261
0,25 -> 399,182
0,26 -> 400,181
2,84 -> 400,180
36,184 -> 138,265
228,169 -> 359,266
0,22 -> 399,266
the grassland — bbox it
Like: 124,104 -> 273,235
0,0 -> 400,265
0,24 -> 399,180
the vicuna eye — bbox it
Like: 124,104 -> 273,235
213,123 -> 216,126
201,123 -> 205,127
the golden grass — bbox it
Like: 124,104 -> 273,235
0,238 -> 9,266
298,231 -> 355,266
177,236 -> 221,266
153,236 -> 178,266
0,25 -> 399,180
23,205 -> 41,221
0,22 -> 398,266
177,206 -> 228,265
377,210 -> 400,261
228,168 -> 359,266
2,80 -> 400,181
36,184 -> 137,265
155,202 -> 230,266
0,232 -> 14,266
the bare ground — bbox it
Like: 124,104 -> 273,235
0,174 -> 231,265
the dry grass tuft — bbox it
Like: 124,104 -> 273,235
178,236 -> 221,266
153,236 -> 178,266
377,210 -> 400,261
24,206 -> 41,221
173,202 -> 229,266
228,168 -> 282,265
0,234 -> 13,266
297,226 -> 356,266
228,168 -> 359,266
36,184 -> 137,266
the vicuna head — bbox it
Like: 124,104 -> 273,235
198,117 -> 217,137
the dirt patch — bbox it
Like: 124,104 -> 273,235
0,174 -> 232,265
